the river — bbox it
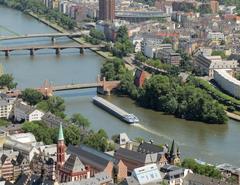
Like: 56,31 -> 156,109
0,5 -> 240,166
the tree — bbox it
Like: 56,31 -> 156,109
64,124 -> 81,145
90,29 -> 105,41
162,37 -> 172,44
70,113 -> 90,129
83,129 -> 112,152
112,26 -> 133,57
22,121 -> 56,145
211,50 -> 226,59
21,88 -> 43,105
101,58 -> 127,81
37,96 -> 65,118
181,158 -> 222,179
0,74 -> 17,89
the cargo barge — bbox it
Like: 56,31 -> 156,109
92,96 -> 139,124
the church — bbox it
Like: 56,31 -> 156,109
56,124 -> 90,183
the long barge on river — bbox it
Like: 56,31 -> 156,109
92,96 -> 139,124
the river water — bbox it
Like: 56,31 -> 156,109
0,6 -> 239,166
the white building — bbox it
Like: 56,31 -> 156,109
144,41 -> 172,58
195,54 -> 238,78
132,36 -> 143,53
123,164 -> 162,185
14,101 -> 44,122
9,133 -> 37,144
214,69 -> 240,98
0,94 -> 16,119
207,32 -> 225,41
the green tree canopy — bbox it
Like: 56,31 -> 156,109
0,74 -> 17,90
64,124 -> 81,145
181,158 -> 222,179
37,96 -> 65,118
70,113 -> 90,129
112,26 -> 133,57
83,129 -> 113,152
21,88 -> 43,105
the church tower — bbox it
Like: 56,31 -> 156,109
57,123 -> 65,168
169,140 -> 181,165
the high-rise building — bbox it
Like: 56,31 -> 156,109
99,0 -> 115,21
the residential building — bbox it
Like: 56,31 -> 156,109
31,154 -> 56,181
161,165 -> 190,185
0,151 -> 30,181
207,32 -> 225,41
99,0 -> 115,21
156,48 -> 181,66
14,101 -> 44,122
0,94 -> 15,119
8,133 -> 36,144
121,164 -> 162,185
3,136 -> 40,161
195,54 -> 238,77
144,42 -> 172,58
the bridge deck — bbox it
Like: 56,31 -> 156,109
52,82 -> 103,91
0,44 -> 104,51
0,32 -> 83,41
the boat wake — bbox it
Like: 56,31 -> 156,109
132,123 -> 172,141
132,123 -> 186,146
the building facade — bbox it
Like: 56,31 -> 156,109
99,0 -> 115,21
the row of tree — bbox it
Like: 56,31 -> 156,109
22,120 -> 114,152
0,0 -> 76,30
181,158 -> 222,179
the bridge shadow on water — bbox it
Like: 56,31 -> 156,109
55,89 -> 96,98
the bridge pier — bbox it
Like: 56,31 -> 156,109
30,49 -> 34,56
4,50 -> 9,57
80,48 -> 84,55
51,37 -> 56,44
55,48 -> 60,55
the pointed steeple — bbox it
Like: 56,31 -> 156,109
58,123 -> 64,141
170,140 -> 175,157
177,146 -> 180,156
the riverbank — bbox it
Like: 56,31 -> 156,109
27,12 -> 115,60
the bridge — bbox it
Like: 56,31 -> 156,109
0,32 -> 83,41
37,77 -> 120,97
0,44 -> 105,56
134,60 -> 167,74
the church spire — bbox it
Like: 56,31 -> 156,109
170,139 -> 175,157
57,123 -> 65,171
58,123 -> 64,141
